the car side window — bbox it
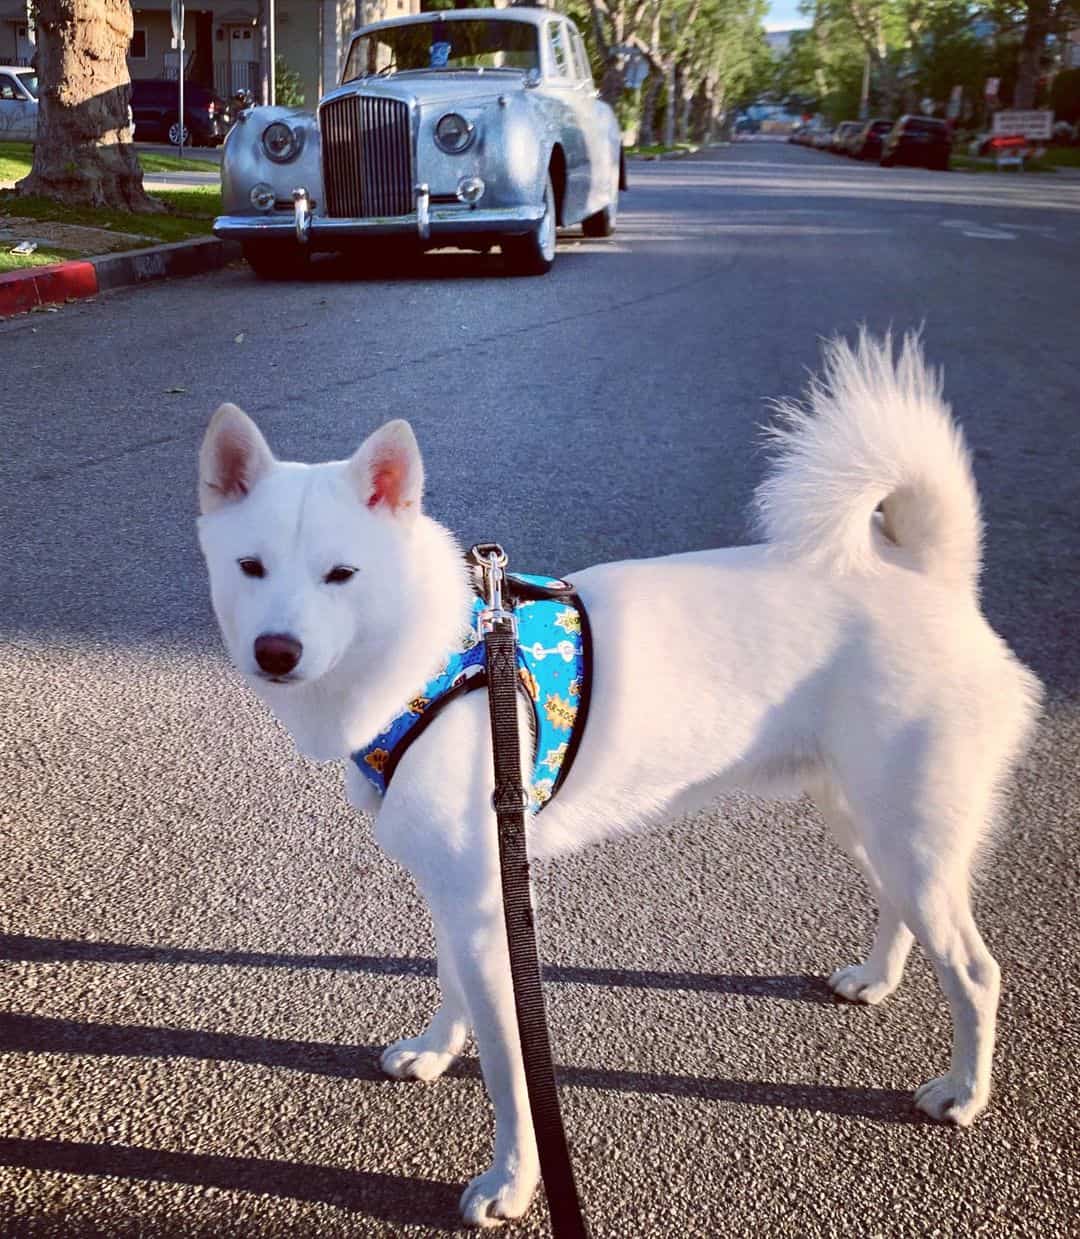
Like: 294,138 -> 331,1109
0,75 -> 20,101
570,28 -> 592,85
547,21 -> 570,80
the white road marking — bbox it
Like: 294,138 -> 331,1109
941,219 -> 1016,240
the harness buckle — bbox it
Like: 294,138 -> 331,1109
469,543 -> 517,637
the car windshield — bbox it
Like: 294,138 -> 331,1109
15,71 -> 37,98
343,19 -> 539,81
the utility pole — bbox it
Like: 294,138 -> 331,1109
260,0 -> 276,105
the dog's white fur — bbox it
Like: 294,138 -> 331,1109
197,332 -> 1041,1228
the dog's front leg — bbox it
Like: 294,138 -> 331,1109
381,921 -> 471,1082
426,887 -> 540,1228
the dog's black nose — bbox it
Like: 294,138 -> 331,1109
254,633 -> 302,677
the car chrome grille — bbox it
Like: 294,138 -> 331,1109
320,95 -> 413,219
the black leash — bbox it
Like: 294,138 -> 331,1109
472,544 -> 589,1239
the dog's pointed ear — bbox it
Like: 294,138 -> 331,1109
348,420 -> 424,521
199,403 -> 275,515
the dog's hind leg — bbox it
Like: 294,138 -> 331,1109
380,920 -> 471,1083
812,784 -> 914,1005
859,809 -> 1000,1126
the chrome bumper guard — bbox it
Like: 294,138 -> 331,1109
214,201 -> 544,244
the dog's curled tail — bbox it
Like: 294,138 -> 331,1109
755,330 -> 982,591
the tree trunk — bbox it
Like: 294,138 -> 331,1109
1014,0 -> 1051,109
663,60 -> 676,147
599,58 -> 627,108
638,72 -> 662,146
16,0 -> 159,211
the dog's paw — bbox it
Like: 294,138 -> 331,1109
379,1035 -> 458,1083
914,1073 -> 988,1127
828,962 -> 900,1005
460,1162 -> 538,1228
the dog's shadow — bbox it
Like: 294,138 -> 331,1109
0,934 -> 922,1227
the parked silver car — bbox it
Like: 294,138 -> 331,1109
213,6 -> 624,278
0,66 -> 38,141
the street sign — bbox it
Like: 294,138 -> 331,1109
170,0 -> 183,47
992,110 -> 1054,140
625,53 -> 648,90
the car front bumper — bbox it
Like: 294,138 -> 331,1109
213,201 -> 544,247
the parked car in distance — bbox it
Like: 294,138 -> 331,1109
790,123 -> 825,147
812,127 -> 834,149
849,118 -> 894,161
130,79 -> 231,146
214,6 -> 624,278
830,121 -> 862,154
880,115 -> 951,170
0,66 -> 37,140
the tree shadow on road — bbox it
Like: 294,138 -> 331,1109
0,1007 -> 921,1125
0,932 -> 835,1004
0,1134 -> 464,1229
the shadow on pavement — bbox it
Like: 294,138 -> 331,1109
0,933 -> 832,1003
0,1135 -> 463,1229
0,1009 -> 921,1124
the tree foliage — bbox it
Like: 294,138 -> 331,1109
773,0 -> 1080,125
569,0 -> 773,144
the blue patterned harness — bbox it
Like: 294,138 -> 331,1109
352,573 -> 592,810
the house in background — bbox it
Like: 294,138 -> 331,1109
0,0 -> 423,107
0,1 -> 33,66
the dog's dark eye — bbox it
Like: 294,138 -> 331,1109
324,565 -> 356,585
238,558 -> 265,579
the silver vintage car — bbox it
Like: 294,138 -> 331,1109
212,5 -> 624,278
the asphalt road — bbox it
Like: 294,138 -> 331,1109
2,141 -> 1078,1239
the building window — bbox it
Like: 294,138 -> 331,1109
130,29 -> 148,60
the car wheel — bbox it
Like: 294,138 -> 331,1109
582,162 -> 619,238
502,174 -> 556,277
168,120 -> 192,146
242,241 -> 311,280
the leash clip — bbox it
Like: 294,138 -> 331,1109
469,543 -> 517,637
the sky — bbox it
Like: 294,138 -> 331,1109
764,0 -> 811,32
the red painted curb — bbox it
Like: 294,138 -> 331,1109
0,260 -> 99,318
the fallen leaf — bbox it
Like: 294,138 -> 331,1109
164,385 -> 187,394
234,332 -> 245,344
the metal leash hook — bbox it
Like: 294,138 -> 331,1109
470,543 -> 517,637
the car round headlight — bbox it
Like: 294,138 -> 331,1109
262,121 -> 302,163
434,113 -> 475,154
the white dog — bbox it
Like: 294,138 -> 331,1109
197,332 -> 1040,1228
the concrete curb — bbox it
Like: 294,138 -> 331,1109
0,235 -> 241,318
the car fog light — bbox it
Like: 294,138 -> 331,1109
250,183 -> 275,211
456,175 -> 485,205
